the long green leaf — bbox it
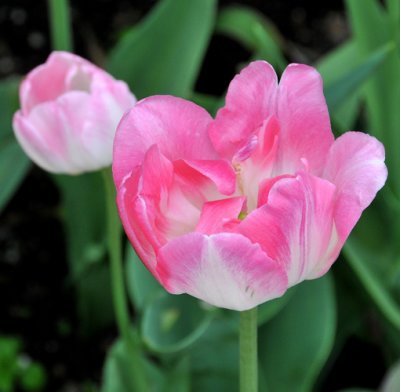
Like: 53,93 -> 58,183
54,173 -> 114,334
216,5 -> 286,72
343,239 -> 400,330
107,0 -> 216,98
0,78 -> 31,213
317,40 -> 361,132
324,43 -> 394,113
141,293 -> 214,353
125,245 -> 163,312
259,275 -> 336,392
347,0 -> 400,197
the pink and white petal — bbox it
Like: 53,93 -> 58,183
116,146 -> 175,276
156,232 -> 288,311
165,160 -> 228,238
117,182 -> 160,279
113,95 -> 215,187
175,159 -> 236,196
238,172 -> 338,286
56,91 -> 109,172
275,64 -> 334,175
13,108 -> 70,173
209,61 -> 278,159
196,197 -> 246,234
20,51 -> 90,114
237,115 -> 281,211
323,131 -> 387,242
257,174 -> 294,207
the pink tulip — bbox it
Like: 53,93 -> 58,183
13,51 -> 136,174
113,61 -> 387,311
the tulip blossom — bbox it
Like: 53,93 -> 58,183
13,51 -> 136,174
113,61 -> 387,311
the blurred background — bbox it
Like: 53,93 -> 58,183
1,1 -> 400,391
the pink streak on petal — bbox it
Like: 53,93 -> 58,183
175,159 -> 236,196
275,64 -> 334,175
236,115 -> 281,211
113,95 -> 215,188
116,145 -> 174,276
156,232 -> 288,311
195,197 -> 246,234
239,172 -> 337,286
209,61 -> 278,159
257,174 -> 294,207
323,131 -> 387,243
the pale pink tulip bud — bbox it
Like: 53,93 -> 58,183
13,51 -> 136,174
113,61 -> 387,311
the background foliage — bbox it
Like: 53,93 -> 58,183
1,0 -> 400,391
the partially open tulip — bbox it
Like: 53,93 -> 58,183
113,61 -> 387,311
13,51 -> 136,174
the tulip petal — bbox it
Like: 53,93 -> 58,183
175,158 -> 236,196
20,51 -> 95,114
209,61 -> 278,159
157,232 -> 288,311
13,108 -> 69,173
323,131 -> 387,243
113,95 -> 215,187
117,145 -> 174,276
239,172 -> 338,285
195,197 -> 246,234
275,64 -> 334,175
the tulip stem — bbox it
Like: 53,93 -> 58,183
240,307 -> 258,392
48,0 -> 73,51
101,168 -> 149,392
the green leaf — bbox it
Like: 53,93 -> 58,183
0,141 -> 30,214
259,274 -> 336,392
216,5 -> 286,72
107,0 -> 216,98
344,238 -> 400,330
125,245 -> 163,312
346,0 -> 400,197
257,286 -> 296,326
142,293 -> 214,353
0,78 -> 31,214
54,173 -> 114,334
101,338 -> 164,392
163,357 -> 191,392
0,78 -> 19,140
324,42 -> 394,113
189,312 -> 239,392
317,40 -> 361,132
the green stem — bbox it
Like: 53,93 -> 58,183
48,0 -> 73,51
240,307 -> 258,392
101,168 -> 149,392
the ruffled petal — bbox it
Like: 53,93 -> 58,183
113,95 -> 215,187
209,61 -> 278,159
156,232 -> 288,311
174,158 -> 236,198
116,145 -> 174,275
238,172 -> 338,285
274,64 -> 334,175
195,197 -> 246,234
323,131 -> 387,242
